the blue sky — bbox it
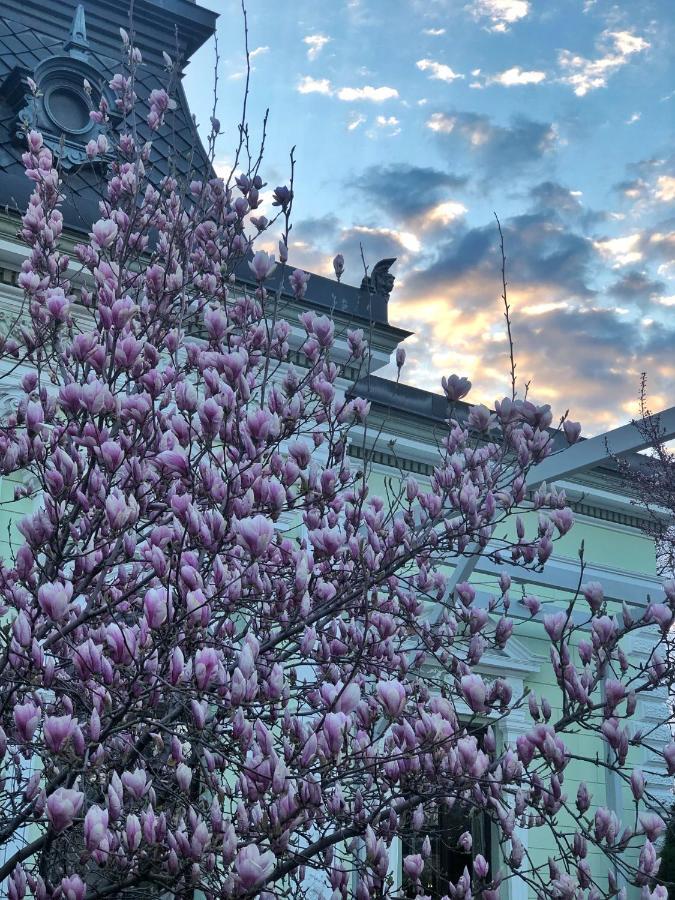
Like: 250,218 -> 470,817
185,0 -> 675,434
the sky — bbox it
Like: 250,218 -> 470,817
184,0 -> 675,435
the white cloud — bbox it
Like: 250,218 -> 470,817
625,112 -> 641,125
558,30 -> 650,96
612,31 -> 650,55
297,76 -> 333,95
417,59 -> 464,83
347,113 -> 366,131
425,200 -> 468,225
487,66 -> 546,86
594,233 -> 643,267
655,176 -> 675,202
304,34 -> 330,61
228,48 -> 269,80
297,78 -> 398,103
374,115 -> 401,136
336,85 -> 399,101
351,225 -> 421,253
426,112 -> 456,134
426,114 -> 490,145
376,115 -> 400,127
423,27 -> 446,36
472,0 -> 530,32
213,159 -> 233,179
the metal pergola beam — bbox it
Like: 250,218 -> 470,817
447,406 -> 675,591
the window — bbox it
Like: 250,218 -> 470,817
401,801 -> 492,898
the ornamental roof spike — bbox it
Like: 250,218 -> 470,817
63,4 -> 90,61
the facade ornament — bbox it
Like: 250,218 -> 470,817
63,4 -> 91,61
1,5 -> 118,170
360,258 -> 396,299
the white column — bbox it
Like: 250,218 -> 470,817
499,702 -> 530,900
389,834 -> 402,893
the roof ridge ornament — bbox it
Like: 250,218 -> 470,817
360,258 -> 396,301
63,4 -> 90,61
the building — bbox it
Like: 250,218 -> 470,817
0,1 -> 672,896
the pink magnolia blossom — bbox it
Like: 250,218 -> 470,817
143,588 -> 168,628
235,515 -> 274,555
14,702 -> 40,742
376,680 -> 406,717
563,419 -> 582,444
43,714 -> 73,753
60,875 -> 86,900
37,581 -> 73,621
176,763 -> 192,792
403,854 -> 424,880
122,768 -> 150,800
333,253 -> 344,280
249,251 -> 276,281
460,674 -> 487,713
582,581 -> 604,613
235,844 -> 276,890
84,805 -> 109,851
544,612 -> 566,642
441,374 -> 471,401
289,269 -> 310,299
47,788 -> 84,831
91,218 -> 118,249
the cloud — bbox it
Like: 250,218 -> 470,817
471,0 -> 530,32
285,216 -> 423,286
303,34 -> 330,61
593,233 -> 644,267
351,163 -> 469,221
529,181 -> 584,219
297,76 -> 332,95
615,177 -> 648,201
423,27 -> 446,36
625,112 -> 641,125
426,110 -> 557,177
336,85 -> 399,102
614,155 -> 675,212
375,116 -> 401,134
655,176 -> 675,203
427,200 -> 468,222
417,59 -> 464,83
293,214 -> 341,244
227,46 -> 269,79
347,113 -> 366,131
558,30 -> 650,96
213,158 -> 234,179
386,208 -> 675,431
297,79 -> 398,102
348,225 -> 421,254
486,66 -> 546,87
324,226 -> 423,282
610,270 -> 666,306
407,213 -> 596,307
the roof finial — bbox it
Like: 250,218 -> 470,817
64,4 -> 90,60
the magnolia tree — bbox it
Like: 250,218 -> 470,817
0,32 -> 674,900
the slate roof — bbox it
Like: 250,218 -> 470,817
0,0 -> 402,328
0,0 -> 216,229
